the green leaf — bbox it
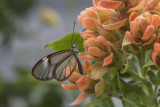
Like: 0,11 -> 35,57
112,71 -> 153,106
122,37 -> 131,47
156,69 -> 160,78
148,70 -> 158,84
122,94 -> 145,107
103,70 -> 121,94
120,59 -> 129,74
148,70 -> 160,85
122,37 -> 140,53
86,97 -> 114,107
123,97 -> 139,107
122,37 -> 131,52
122,87 -> 154,107
45,32 -> 84,52
142,56 -> 155,76
122,88 -> 156,107
113,71 -> 139,95
95,80 -> 106,97
120,79 -> 139,95
106,68 -> 117,80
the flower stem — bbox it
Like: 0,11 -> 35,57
137,47 -> 146,68
141,47 -> 145,67
153,85 -> 158,103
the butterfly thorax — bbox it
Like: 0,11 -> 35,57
70,44 -> 79,54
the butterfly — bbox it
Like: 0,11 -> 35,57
32,22 -> 84,82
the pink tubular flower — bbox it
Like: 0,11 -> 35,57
93,0 -> 125,11
145,0 -> 160,12
94,0 -> 148,13
151,34 -> 160,68
125,12 -> 160,46
61,61 -> 106,105
126,0 -> 148,13
78,1 -> 127,42
79,32 -> 122,80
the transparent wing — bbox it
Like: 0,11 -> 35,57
32,50 -> 72,81
53,55 -> 78,81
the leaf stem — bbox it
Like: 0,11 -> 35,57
141,47 -> 145,67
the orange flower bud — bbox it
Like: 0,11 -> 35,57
76,76 -> 94,91
125,12 -> 159,46
61,84 -> 78,90
152,34 -> 160,68
145,0 -> 160,12
77,4 -> 127,42
79,33 -> 122,79
98,0 -> 125,10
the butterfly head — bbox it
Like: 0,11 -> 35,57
70,44 -> 79,54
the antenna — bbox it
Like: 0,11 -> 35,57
71,21 -> 76,46
72,28 -> 86,44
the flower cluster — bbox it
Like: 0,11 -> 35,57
80,33 -> 123,77
61,61 -> 106,105
125,12 -> 159,46
62,0 -> 160,106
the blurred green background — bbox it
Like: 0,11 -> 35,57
0,0 -> 92,107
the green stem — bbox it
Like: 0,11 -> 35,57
137,47 -> 146,68
141,48 -> 145,66
153,85 -> 158,103
154,86 -> 158,96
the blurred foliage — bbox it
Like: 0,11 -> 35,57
39,7 -> 60,26
0,67 -> 63,107
0,0 -> 87,106
0,0 -> 36,45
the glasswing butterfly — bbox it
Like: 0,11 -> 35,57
32,22 -> 84,82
